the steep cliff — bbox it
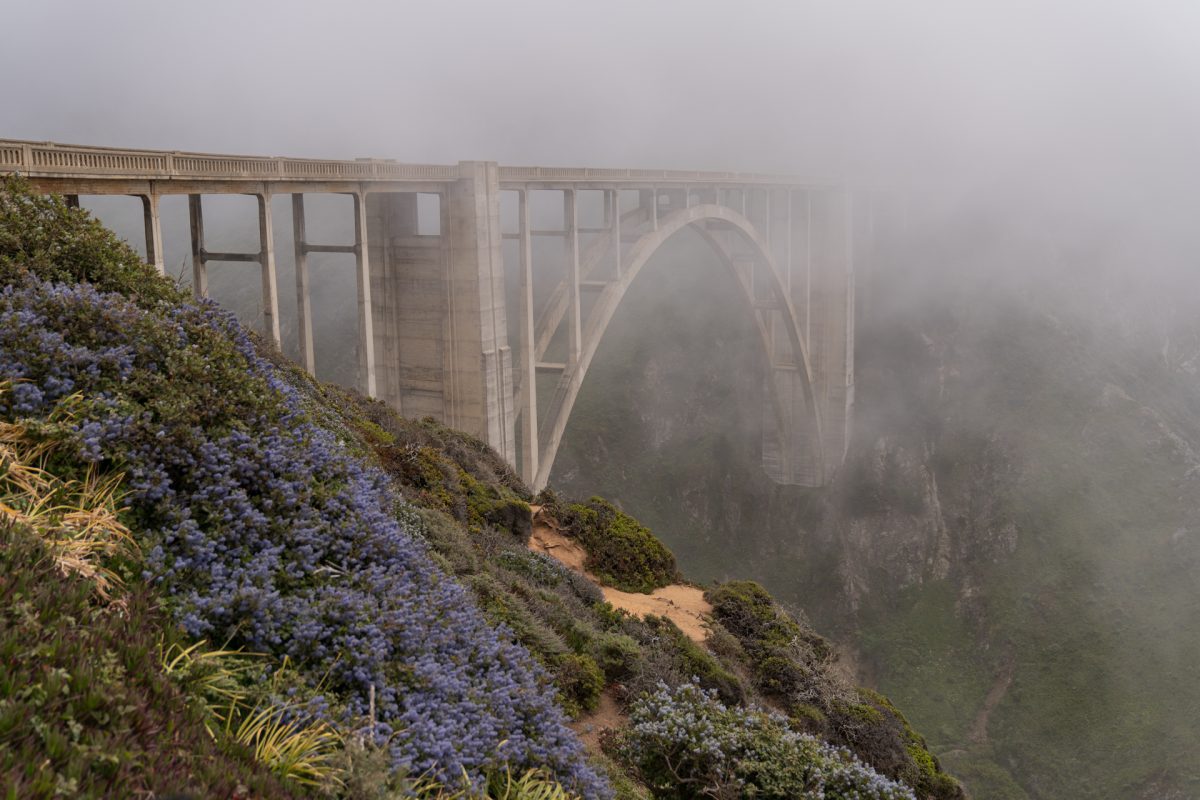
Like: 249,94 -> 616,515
553,229 -> 1200,799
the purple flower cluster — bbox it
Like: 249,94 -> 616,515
0,280 -> 607,797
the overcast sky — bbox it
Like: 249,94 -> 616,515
6,1 -> 1200,194
7,0 -> 1200,300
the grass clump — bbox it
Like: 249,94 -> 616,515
0,389 -> 136,599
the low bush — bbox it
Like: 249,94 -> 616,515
590,632 -> 642,682
554,653 -> 606,717
706,581 -> 832,702
561,498 -> 678,593
619,682 -> 916,799
827,689 -> 965,800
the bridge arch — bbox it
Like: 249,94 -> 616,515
530,203 -> 825,490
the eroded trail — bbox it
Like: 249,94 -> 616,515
528,505 -> 712,643
968,654 -> 1016,745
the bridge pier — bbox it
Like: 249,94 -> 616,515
444,163 -> 514,462
139,193 -> 164,274
363,165 -> 514,462
517,189 -> 538,482
352,192 -> 377,399
290,194 -> 316,374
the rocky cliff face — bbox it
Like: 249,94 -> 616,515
552,233 -> 1200,799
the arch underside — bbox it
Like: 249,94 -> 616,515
525,203 -> 825,491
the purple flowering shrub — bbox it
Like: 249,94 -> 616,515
0,279 -> 607,797
621,682 -> 916,799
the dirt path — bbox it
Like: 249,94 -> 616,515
569,688 -> 625,750
528,505 -> 713,643
968,654 -> 1015,744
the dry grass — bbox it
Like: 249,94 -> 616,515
0,386 -> 136,598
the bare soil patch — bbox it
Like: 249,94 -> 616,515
529,505 -> 712,644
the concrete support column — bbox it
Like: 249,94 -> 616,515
353,191 -> 377,398
445,162 -> 514,462
291,194 -> 316,374
517,189 -> 538,484
564,188 -> 581,365
609,189 -> 622,277
807,187 -> 854,468
256,193 -> 281,349
785,189 -> 793,295
140,193 -> 164,274
188,194 -> 207,298
638,189 -> 658,231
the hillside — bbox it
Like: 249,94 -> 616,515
552,224 -> 1200,799
0,180 -> 958,798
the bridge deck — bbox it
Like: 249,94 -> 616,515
0,138 -> 823,193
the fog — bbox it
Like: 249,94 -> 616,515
6,2 -> 1199,190
8,1 -> 1200,289
8,4 -> 1200,796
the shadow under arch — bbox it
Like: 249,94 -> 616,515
533,203 -> 824,490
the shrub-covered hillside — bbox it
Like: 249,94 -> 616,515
0,179 -> 956,799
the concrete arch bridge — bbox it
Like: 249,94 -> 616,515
2,139 -> 867,490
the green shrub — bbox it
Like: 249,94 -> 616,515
619,682 -> 916,800
590,632 -> 642,681
703,622 -> 747,664
705,580 -> 831,700
554,653 -> 605,717
376,438 -> 531,540
831,689 -> 965,800
413,508 -> 481,576
707,582 -> 963,797
790,703 -> 828,731
0,177 -> 183,307
563,498 -> 677,593
497,549 -> 568,588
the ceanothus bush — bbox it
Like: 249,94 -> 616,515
623,681 -> 916,800
0,279 -> 607,797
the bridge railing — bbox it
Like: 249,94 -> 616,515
0,139 -> 459,183
497,165 -> 809,185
